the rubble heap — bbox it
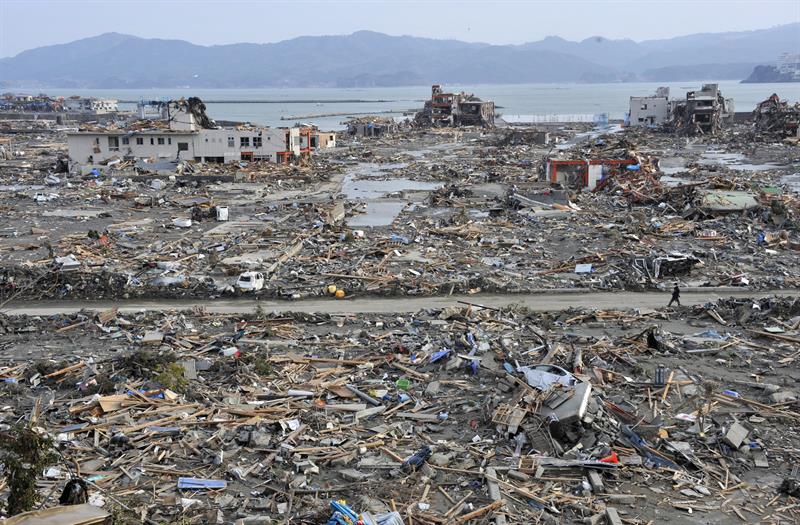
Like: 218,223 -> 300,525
753,94 -> 800,140
0,296 -> 799,523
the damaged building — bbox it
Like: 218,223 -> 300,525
628,87 -> 670,127
66,98 -> 322,168
0,93 -> 119,114
544,158 -> 637,190
416,84 -> 495,127
345,116 -> 398,137
670,83 -> 734,135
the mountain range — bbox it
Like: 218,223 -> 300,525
0,24 -> 797,88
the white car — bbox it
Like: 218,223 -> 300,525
236,271 -> 264,291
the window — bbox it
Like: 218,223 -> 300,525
108,136 -> 119,151
121,137 -> 129,145
136,137 -> 144,145
240,137 -> 250,147
228,137 -> 235,147
168,138 -> 172,145
253,136 -> 262,148
177,142 -> 189,152
150,138 -> 154,145
157,137 -> 165,145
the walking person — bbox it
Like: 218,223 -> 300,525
668,283 -> 681,307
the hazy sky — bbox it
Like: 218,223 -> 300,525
1,0 -> 798,58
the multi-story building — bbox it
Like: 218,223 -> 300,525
777,52 -> 800,80
418,85 -> 495,127
628,87 -> 670,126
63,97 -> 119,114
66,100 -> 308,168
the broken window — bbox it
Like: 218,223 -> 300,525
253,136 -> 262,148
240,137 -> 250,147
228,137 -> 234,147
157,137 -> 165,145
177,142 -> 189,152
150,138 -> 154,145
108,136 -> 119,151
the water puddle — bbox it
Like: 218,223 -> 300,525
342,161 -> 442,227
781,173 -> 800,193
342,177 -> 441,199
659,157 -> 687,175
347,201 -> 409,227
699,151 -> 784,171
659,176 -> 696,187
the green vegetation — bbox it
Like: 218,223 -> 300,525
0,424 -> 58,515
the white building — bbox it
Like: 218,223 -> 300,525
629,87 -> 670,127
67,104 -> 304,168
777,52 -> 800,80
63,97 -> 119,114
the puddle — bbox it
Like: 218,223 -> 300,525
781,173 -> 800,193
342,177 -> 442,200
342,161 -> 442,226
659,176 -> 690,187
659,157 -> 687,175
699,151 -> 784,171
347,201 -> 408,227
342,162 -> 408,178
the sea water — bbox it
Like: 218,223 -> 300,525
39,81 -> 800,130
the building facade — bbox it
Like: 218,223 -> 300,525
67,105 -> 308,168
63,97 -> 119,114
628,87 -> 670,126
417,85 -> 495,127
67,127 -> 302,167
777,52 -> 800,80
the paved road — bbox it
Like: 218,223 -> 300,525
1,289 -> 796,316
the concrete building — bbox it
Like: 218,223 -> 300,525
67,100 -> 307,168
300,127 -> 336,150
777,52 -> 800,80
416,85 -> 495,127
314,131 -> 336,149
63,97 -> 119,114
629,87 -> 670,126
670,84 -> 734,135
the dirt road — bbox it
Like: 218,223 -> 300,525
2,289 -> 796,316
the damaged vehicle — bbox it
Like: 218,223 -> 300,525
236,271 -> 264,291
